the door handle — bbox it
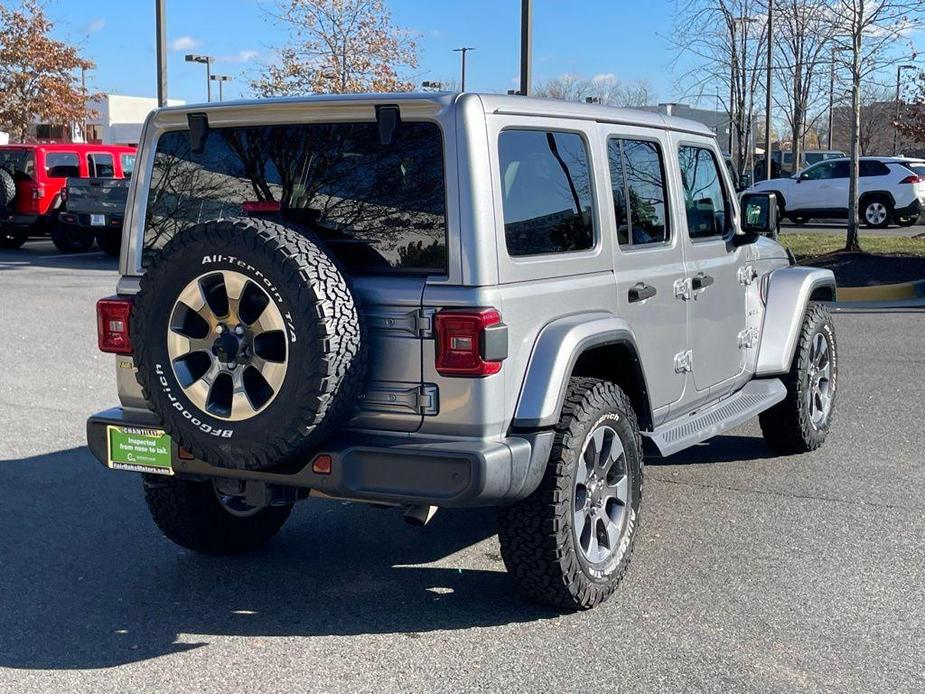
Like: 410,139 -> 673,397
691,274 -> 714,291
628,282 -> 657,303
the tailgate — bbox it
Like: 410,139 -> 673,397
347,276 -> 430,432
65,178 -> 129,214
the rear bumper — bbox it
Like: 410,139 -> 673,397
0,213 -> 42,230
893,198 -> 922,220
59,211 -> 123,229
86,407 -> 554,508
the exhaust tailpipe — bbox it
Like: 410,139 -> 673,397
403,504 -> 438,527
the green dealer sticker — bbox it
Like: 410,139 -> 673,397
107,426 -> 173,475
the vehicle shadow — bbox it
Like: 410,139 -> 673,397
646,434 -> 779,466
0,447 -> 555,671
0,242 -> 118,272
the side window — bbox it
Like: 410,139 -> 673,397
833,161 -> 850,178
860,160 -> 889,177
678,145 -> 731,240
44,152 -> 80,178
499,129 -> 595,257
802,162 -> 834,181
608,138 -> 669,247
121,153 -> 136,179
89,153 -> 114,178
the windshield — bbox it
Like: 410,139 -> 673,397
144,121 -> 447,275
0,148 -> 35,180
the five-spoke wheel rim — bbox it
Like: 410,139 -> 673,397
573,423 -> 630,565
865,202 -> 888,226
167,270 -> 288,422
807,331 -> 833,429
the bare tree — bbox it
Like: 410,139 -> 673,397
251,0 -> 418,96
533,73 -> 654,107
828,0 -> 924,251
774,0 -> 836,171
671,0 -> 769,178
0,0 -> 96,142
896,69 -> 925,147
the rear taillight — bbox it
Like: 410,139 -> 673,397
242,200 -> 282,214
97,297 -> 134,354
434,308 -> 507,377
32,185 -> 45,200
59,187 -> 68,202
899,174 -> 924,184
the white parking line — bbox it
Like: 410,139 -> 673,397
40,251 -> 108,260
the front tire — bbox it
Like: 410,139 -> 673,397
759,302 -> 837,453
498,378 -> 643,610
143,476 -> 292,554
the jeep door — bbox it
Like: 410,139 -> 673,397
604,127 -> 688,418
674,139 -> 748,395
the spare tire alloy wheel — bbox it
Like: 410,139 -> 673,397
167,269 -> 288,422
133,218 -> 366,470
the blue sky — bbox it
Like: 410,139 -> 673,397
43,0 -> 680,105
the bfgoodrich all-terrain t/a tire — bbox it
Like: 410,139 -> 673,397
143,475 -> 292,555
132,218 -> 366,470
759,302 -> 837,453
498,378 -> 643,610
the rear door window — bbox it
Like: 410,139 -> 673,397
608,138 -> 670,247
498,129 -> 595,256
45,152 -> 80,178
144,121 -> 447,275
88,153 -> 115,178
860,160 -> 890,177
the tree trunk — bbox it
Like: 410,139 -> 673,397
845,44 -> 862,252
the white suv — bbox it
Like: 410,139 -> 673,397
750,156 -> 925,228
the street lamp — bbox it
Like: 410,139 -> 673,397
185,53 -> 215,102
453,47 -> 475,92
210,74 -> 231,102
893,63 -> 917,155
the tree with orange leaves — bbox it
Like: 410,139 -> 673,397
251,0 -> 418,97
0,0 -> 96,142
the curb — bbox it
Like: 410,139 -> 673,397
836,279 -> 925,303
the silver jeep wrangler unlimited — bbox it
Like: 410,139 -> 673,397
87,93 -> 837,610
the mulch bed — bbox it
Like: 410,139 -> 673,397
797,251 -> 925,287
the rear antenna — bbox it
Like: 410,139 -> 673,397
375,104 -> 400,145
187,112 -> 209,154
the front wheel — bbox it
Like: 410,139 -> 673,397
143,476 -> 293,554
498,378 -> 643,610
759,302 -> 837,453
50,225 -> 94,253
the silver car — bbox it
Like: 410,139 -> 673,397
87,93 -> 838,610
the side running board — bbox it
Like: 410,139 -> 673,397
643,379 -> 787,457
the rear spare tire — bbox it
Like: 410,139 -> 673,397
132,218 -> 366,470
0,169 -> 16,209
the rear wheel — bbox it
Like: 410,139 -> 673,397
94,229 -> 122,257
862,196 -> 892,229
50,225 -> 94,253
498,378 -> 643,610
143,476 -> 292,554
0,229 -> 27,249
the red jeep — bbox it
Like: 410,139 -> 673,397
0,143 -> 136,251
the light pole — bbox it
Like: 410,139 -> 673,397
764,0 -> 774,182
185,53 -> 215,102
893,64 -> 917,155
155,0 -> 167,107
453,47 -> 475,92
210,74 -> 231,102
520,0 -> 532,96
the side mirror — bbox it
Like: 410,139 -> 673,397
736,192 -> 778,244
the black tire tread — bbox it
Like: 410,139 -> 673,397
143,476 -> 291,555
498,377 -> 642,610
0,169 -> 16,209
133,217 -> 366,470
759,302 -> 836,453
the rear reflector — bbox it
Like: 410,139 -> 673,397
312,454 -> 333,475
434,308 -> 505,377
242,200 -> 282,214
97,296 -> 134,354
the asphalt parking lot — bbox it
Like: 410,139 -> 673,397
1,239 -> 923,693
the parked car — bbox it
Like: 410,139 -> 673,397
59,176 -> 132,257
0,143 -> 135,251
749,156 -> 925,228
86,93 -> 837,610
